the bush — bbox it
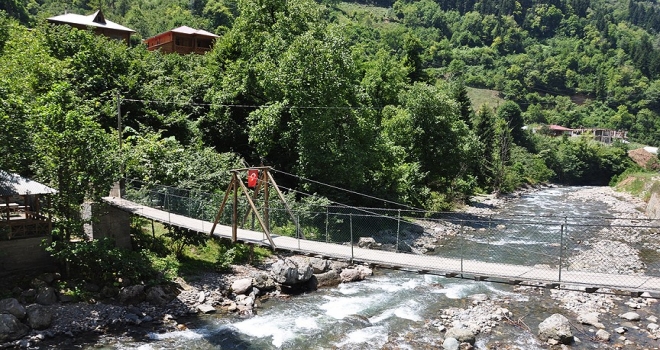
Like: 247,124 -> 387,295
215,242 -> 270,272
45,238 -> 169,286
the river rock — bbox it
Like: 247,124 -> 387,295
271,258 -> 313,285
620,312 -> 641,321
119,285 -> 146,305
145,285 -> 172,306
538,314 -> 573,344
358,237 -> 380,249
596,329 -> 611,341
197,304 -> 216,314
100,286 -> 119,299
442,337 -> 459,350
0,298 -> 26,320
253,273 -> 276,291
314,270 -> 340,287
444,327 -> 476,345
330,261 -> 349,272
26,304 -> 52,330
340,269 -> 361,282
35,287 -> 57,306
0,314 -> 29,342
577,312 -> 604,329
309,257 -> 330,273
232,278 -> 253,295
343,314 -> 371,328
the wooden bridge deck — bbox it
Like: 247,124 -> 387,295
103,197 -> 660,296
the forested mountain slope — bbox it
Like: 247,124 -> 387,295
0,0 -> 652,214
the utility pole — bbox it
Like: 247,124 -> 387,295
116,91 -> 125,197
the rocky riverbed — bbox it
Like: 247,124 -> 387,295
0,256 -> 373,348
3,185 -> 660,349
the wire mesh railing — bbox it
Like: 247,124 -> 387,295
121,178 -> 660,292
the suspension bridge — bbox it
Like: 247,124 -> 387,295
102,169 -> 660,296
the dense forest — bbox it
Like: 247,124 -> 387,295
1,0 -> 656,221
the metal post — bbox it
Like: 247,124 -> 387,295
396,209 -> 401,253
297,213 -> 301,250
350,213 -> 354,263
559,223 -> 565,282
325,207 -> 329,243
460,227 -> 464,275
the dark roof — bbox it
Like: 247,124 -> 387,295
0,171 -> 57,196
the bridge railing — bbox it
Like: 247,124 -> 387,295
122,179 -> 660,290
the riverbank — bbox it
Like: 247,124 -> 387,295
3,185 -> 660,349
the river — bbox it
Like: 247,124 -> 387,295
57,186 -> 660,349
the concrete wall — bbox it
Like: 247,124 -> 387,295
647,192 -> 660,220
0,236 -> 54,275
83,202 -> 132,250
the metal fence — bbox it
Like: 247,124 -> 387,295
122,179 -> 660,292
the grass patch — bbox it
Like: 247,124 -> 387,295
467,87 -> 505,111
132,219 -> 272,277
613,171 -> 660,201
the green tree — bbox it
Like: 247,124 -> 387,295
31,82 -> 118,241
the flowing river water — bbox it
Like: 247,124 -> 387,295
57,186 -> 660,349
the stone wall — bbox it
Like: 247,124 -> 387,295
0,236 -> 54,276
83,202 -> 132,250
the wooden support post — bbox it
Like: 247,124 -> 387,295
232,172 -> 238,242
263,169 -> 270,232
210,178 -> 235,236
267,170 -> 304,239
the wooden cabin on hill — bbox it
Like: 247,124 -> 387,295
47,9 -> 135,44
145,26 -> 219,54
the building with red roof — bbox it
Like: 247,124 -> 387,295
144,26 -> 219,54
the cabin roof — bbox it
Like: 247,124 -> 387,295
0,171 -> 57,196
548,124 -> 573,131
169,26 -> 218,37
47,10 -> 135,33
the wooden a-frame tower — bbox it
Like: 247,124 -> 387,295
209,167 -> 302,249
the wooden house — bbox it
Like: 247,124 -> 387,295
145,26 -> 219,54
47,10 -> 135,44
0,171 -> 56,240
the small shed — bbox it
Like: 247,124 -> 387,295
0,171 -> 56,240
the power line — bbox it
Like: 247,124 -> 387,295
269,168 -> 423,212
120,98 -> 380,111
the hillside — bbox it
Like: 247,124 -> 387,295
0,0 -> 652,216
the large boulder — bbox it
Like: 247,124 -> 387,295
314,270 -> 340,287
231,278 -> 253,295
26,304 -> 52,330
0,298 -> 26,320
119,285 -> 146,305
0,314 -> 29,342
35,286 -> 58,306
271,258 -> 313,285
538,314 -> 573,344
